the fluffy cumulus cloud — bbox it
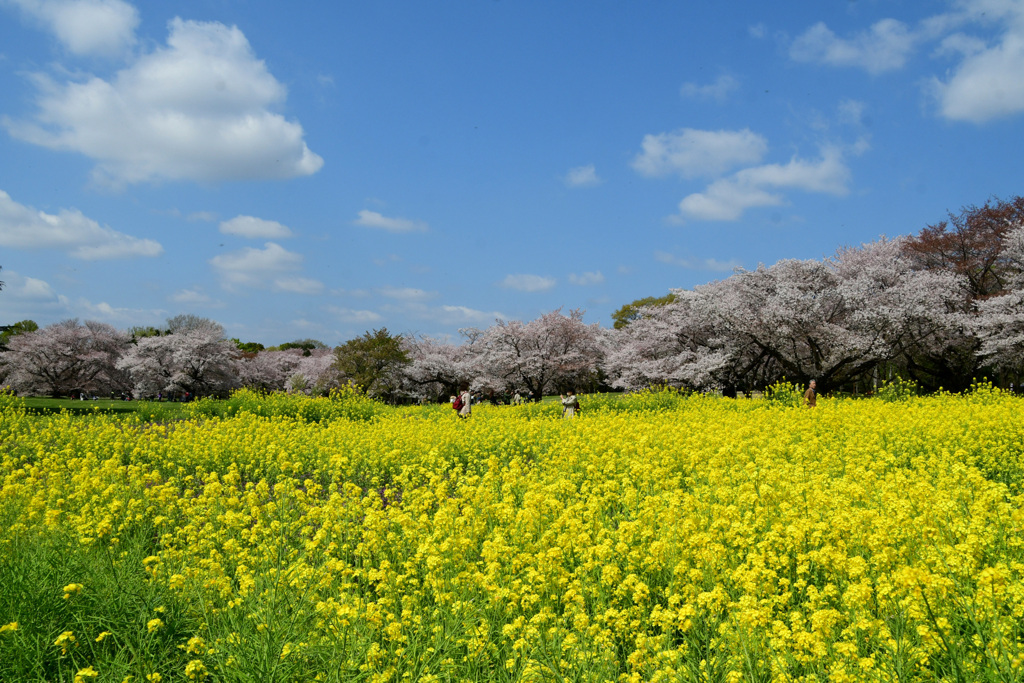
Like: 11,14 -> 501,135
789,1 -> 1024,121
499,274 -> 557,292
931,7 -> 1024,122
632,128 -> 768,179
0,189 -> 162,258
564,164 -> 602,188
6,0 -> 139,57
353,210 -> 428,233
676,147 -> 851,221
789,19 -> 917,73
0,269 -> 59,302
219,215 -> 293,239
4,17 -> 323,185
569,271 -> 605,286
209,241 -> 321,293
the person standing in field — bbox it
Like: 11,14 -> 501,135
459,383 -> 472,419
804,379 -> 817,408
561,389 -> 579,418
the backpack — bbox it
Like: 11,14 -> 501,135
453,395 -> 464,411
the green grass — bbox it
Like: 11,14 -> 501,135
21,398 -> 189,421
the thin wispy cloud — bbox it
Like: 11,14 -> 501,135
499,274 -> 556,292
569,271 -> 605,286
680,74 -> 739,103
564,164 -> 602,187
327,306 -> 382,324
170,287 -> 214,305
655,251 -> 741,272
353,210 -> 428,233
376,286 -> 437,301
220,215 -> 293,239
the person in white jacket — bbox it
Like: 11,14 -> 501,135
459,384 -> 472,419
560,390 -> 579,418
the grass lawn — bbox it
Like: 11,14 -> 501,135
20,397 -> 188,419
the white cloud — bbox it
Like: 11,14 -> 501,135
677,147 -> 851,221
568,271 -> 605,286
437,305 -> 506,324
7,0 -> 139,57
0,269 -> 58,301
748,23 -> 767,39
4,18 -> 323,186
654,251 -> 741,272
934,32 -> 989,58
209,241 -> 303,290
353,210 -> 428,233
789,19 -> 917,73
327,306 -> 382,324
0,188 -> 163,258
499,274 -> 556,292
679,74 -> 739,103
391,301 -> 506,325
187,211 -> 217,222
220,215 -> 293,239
170,287 -> 214,305
73,296 -> 165,323
632,128 -> 768,179
564,164 -> 602,187
273,276 -> 323,295
377,286 -> 436,301
931,27 -> 1024,121
838,99 -> 867,126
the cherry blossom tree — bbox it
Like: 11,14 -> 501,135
603,286 -> 738,392
974,226 -> 1024,383
0,319 -> 129,397
401,336 -> 476,402
117,324 -> 239,398
605,237 -> 972,393
468,308 -> 604,396
289,348 -> 344,395
237,348 -> 305,391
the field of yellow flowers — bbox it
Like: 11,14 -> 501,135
2,386 -> 1024,682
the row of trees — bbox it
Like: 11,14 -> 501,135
2,197 -> 1023,399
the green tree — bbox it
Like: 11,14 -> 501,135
0,319 -> 39,347
611,293 -> 677,329
274,338 -> 328,356
334,328 -> 410,403
232,338 -> 266,353
129,325 -> 166,340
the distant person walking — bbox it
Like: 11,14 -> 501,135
561,389 -> 580,418
804,379 -> 817,408
458,384 -> 472,419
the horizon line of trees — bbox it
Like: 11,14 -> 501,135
2,195 -> 1023,400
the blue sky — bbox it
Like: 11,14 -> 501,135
1,0 -> 1023,346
